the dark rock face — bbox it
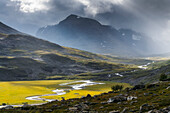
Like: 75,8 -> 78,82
37,14 -> 156,56
132,85 -> 145,90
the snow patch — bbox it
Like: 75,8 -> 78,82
115,73 -> 123,77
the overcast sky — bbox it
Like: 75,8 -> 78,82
0,0 -> 170,50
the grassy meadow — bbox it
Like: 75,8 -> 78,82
0,80 -> 131,105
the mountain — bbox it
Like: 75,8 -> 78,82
0,21 -> 167,85
0,22 -> 20,34
0,21 -> 136,81
36,14 -> 156,56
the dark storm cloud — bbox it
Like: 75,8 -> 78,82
0,0 -> 170,49
0,0 -> 87,34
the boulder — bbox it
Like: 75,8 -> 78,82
108,96 -> 127,103
130,101 -> 138,105
146,84 -> 158,88
109,110 -> 120,113
69,107 -> 78,111
45,109 -> 53,112
139,103 -> 153,112
144,93 -> 149,96
100,106 -> 104,109
121,107 -> 129,113
127,96 -> 137,101
132,85 -> 145,90
148,109 -> 160,113
86,94 -> 91,98
2,105 -> 14,110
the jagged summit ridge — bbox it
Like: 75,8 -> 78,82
36,14 -> 156,56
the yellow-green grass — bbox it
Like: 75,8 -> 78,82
0,80 -> 73,105
42,81 -> 131,100
0,80 -> 131,105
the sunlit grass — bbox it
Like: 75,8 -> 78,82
0,80 -> 73,105
42,81 -> 131,100
0,80 -> 131,105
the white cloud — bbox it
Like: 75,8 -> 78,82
10,0 -> 50,13
75,0 -> 124,16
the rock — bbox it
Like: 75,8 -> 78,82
74,104 -> 81,107
81,96 -> 86,99
121,107 -> 129,113
166,106 -> 170,111
124,94 -> 128,97
144,93 -> 149,96
61,97 -> 65,101
108,96 -> 127,103
146,84 -> 158,88
2,103 -> 6,106
117,102 -> 121,105
100,106 -> 104,109
86,94 -> 92,98
80,103 -> 89,110
132,85 -> 145,90
130,101 -> 138,105
52,104 -> 58,108
125,87 -> 131,92
109,110 -> 120,113
101,102 -> 108,105
127,96 -> 137,101
69,107 -> 78,111
93,95 -> 98,98
139,103 -> 153,112
45,109 -> 53,112
89,102 -> 97,105
162,91 -> 166,94
22,102 -> 30,108
108,91 -> 114,93
122,102 -> 128,105
2,105 -> 14,110
82,111 -> 89,113
148,109 -> 159,113
152,94 -> 158,96
149,92 -> 153,94
129,109 -> 138,112
166,86 -> 170,89
84,102 -> 90,105
148,106 -> 170,113
119,94 -> 123,96
160,108 -> 169,113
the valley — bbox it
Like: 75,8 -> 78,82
0,14 -> 169,113
0,80 -> 130,106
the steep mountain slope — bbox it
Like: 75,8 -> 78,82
36,14 -> 156,56
0,33 -> 124,81
0,22 -> 139,81
0,22 -> 20,34
0,21 -> 167,85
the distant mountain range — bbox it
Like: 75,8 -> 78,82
36,14 -> 156,56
